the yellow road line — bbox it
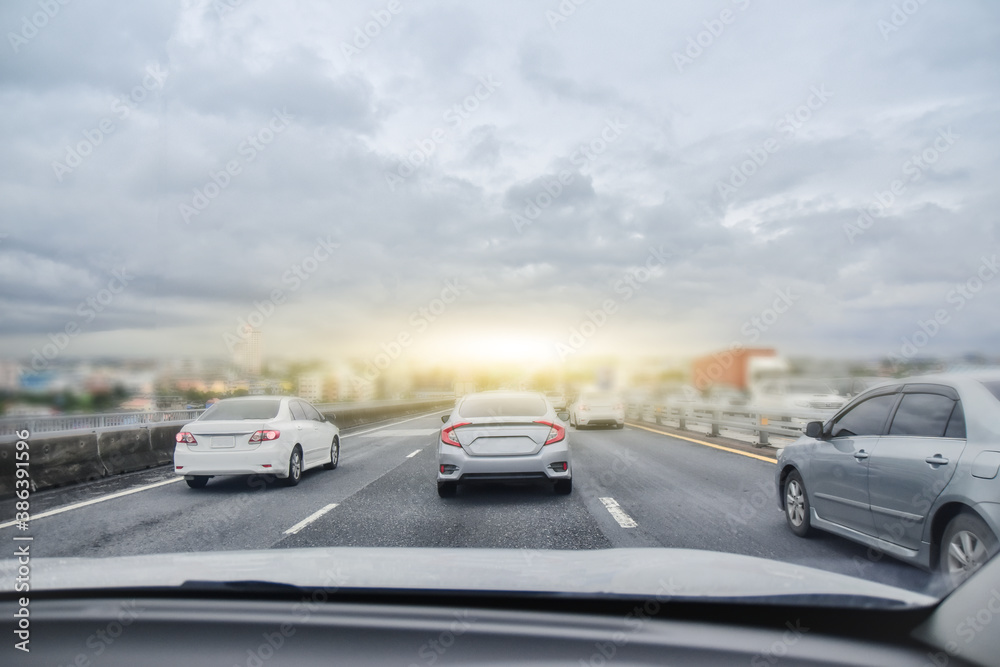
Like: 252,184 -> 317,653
626,422 -> 777,464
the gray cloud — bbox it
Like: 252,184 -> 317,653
1,0 -> 999,363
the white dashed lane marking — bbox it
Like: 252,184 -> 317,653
599,497 -> 637,528
284,503 -> 339,535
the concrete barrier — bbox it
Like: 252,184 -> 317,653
0,399 -> 452,497
0,432 -> 104,495
97,427 -> 158,477
150,423 -> 182,464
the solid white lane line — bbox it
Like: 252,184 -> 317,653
341,409 -> 449,439
283,503 -> 339,535
0,409 -> 449,529
0,477 -> 183,530
599,497 -> 638,529
406,449 -> 423,458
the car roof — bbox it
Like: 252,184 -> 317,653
461,391 -> 544,399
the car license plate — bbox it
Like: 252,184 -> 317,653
211,436 -> 236,449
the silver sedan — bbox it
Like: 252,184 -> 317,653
437,391 -> 572,497
776,373 -> 1000,583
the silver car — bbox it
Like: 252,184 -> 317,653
569,390 -> 625,429
776,373 -> 1000,582
437,391 -> 572,497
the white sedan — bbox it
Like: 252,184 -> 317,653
173,396 -> 340,489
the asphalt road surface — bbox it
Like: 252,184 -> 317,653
1,410 -> 935,594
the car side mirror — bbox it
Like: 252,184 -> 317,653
441,414 -> 450,423
557,411 -> 570,421
328,413 -> 336,422
805,421 -> 824,439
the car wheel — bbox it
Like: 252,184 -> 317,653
437,481 -> 457,498
615,423 -> 624,429
941,512 -> 999,583
283,447 -> 303,487
185,476 -> 209,489
554,479 -> 572,495
783,471 -> 812,537
323,437 -> 340,470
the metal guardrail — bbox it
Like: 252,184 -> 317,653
0,409 -> 206,437
626,400 -> 841,447
0,397 -> 458,438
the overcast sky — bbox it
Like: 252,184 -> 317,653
1,0 -> 998,368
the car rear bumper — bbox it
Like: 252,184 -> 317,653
577,409 -> 624,426
173,443 -> 291,478
437,441 -> 571,483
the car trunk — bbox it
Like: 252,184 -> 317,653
188,420 -> 272,450
454,420 -> 551,457
584,395 -> 616,409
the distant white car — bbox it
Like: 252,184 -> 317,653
753,379 -> 847,414
173,396 -> 340,489
569,391 -> 624,429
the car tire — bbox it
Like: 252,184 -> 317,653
283,447 -> 303,487
615,423 -> 624,429
437,482 -> 457,498
783,471 -> 812,537
554,479 -> 572,495
940,512 -> 999,584
323,437 -> 340,470
185,476 -> 209,489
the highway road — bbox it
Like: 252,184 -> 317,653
0,410 -> 935,594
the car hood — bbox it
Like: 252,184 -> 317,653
0,547 -> 936,608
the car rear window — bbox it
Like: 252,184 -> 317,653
459,396 -> 547,418
199,400 -> 281,421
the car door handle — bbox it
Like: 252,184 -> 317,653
925,455 -> 949,466
854,450 -> 869,460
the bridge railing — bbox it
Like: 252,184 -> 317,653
0,397 -> 459,439
625,400 -> 842,447
0,409 -> 207,438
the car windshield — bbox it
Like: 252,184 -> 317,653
458,395 -> 547,418
3,0 -> 999,625
199,399 -> 282,421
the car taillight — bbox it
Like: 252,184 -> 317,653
579,404 -> 589,411
249,430 -> 281,443
615,403 -> 624,411
535,420 -> 566,445
441,422 -> 471,447
176,432 -> 197,444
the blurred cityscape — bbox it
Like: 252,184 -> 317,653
2,326 -> 998,417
